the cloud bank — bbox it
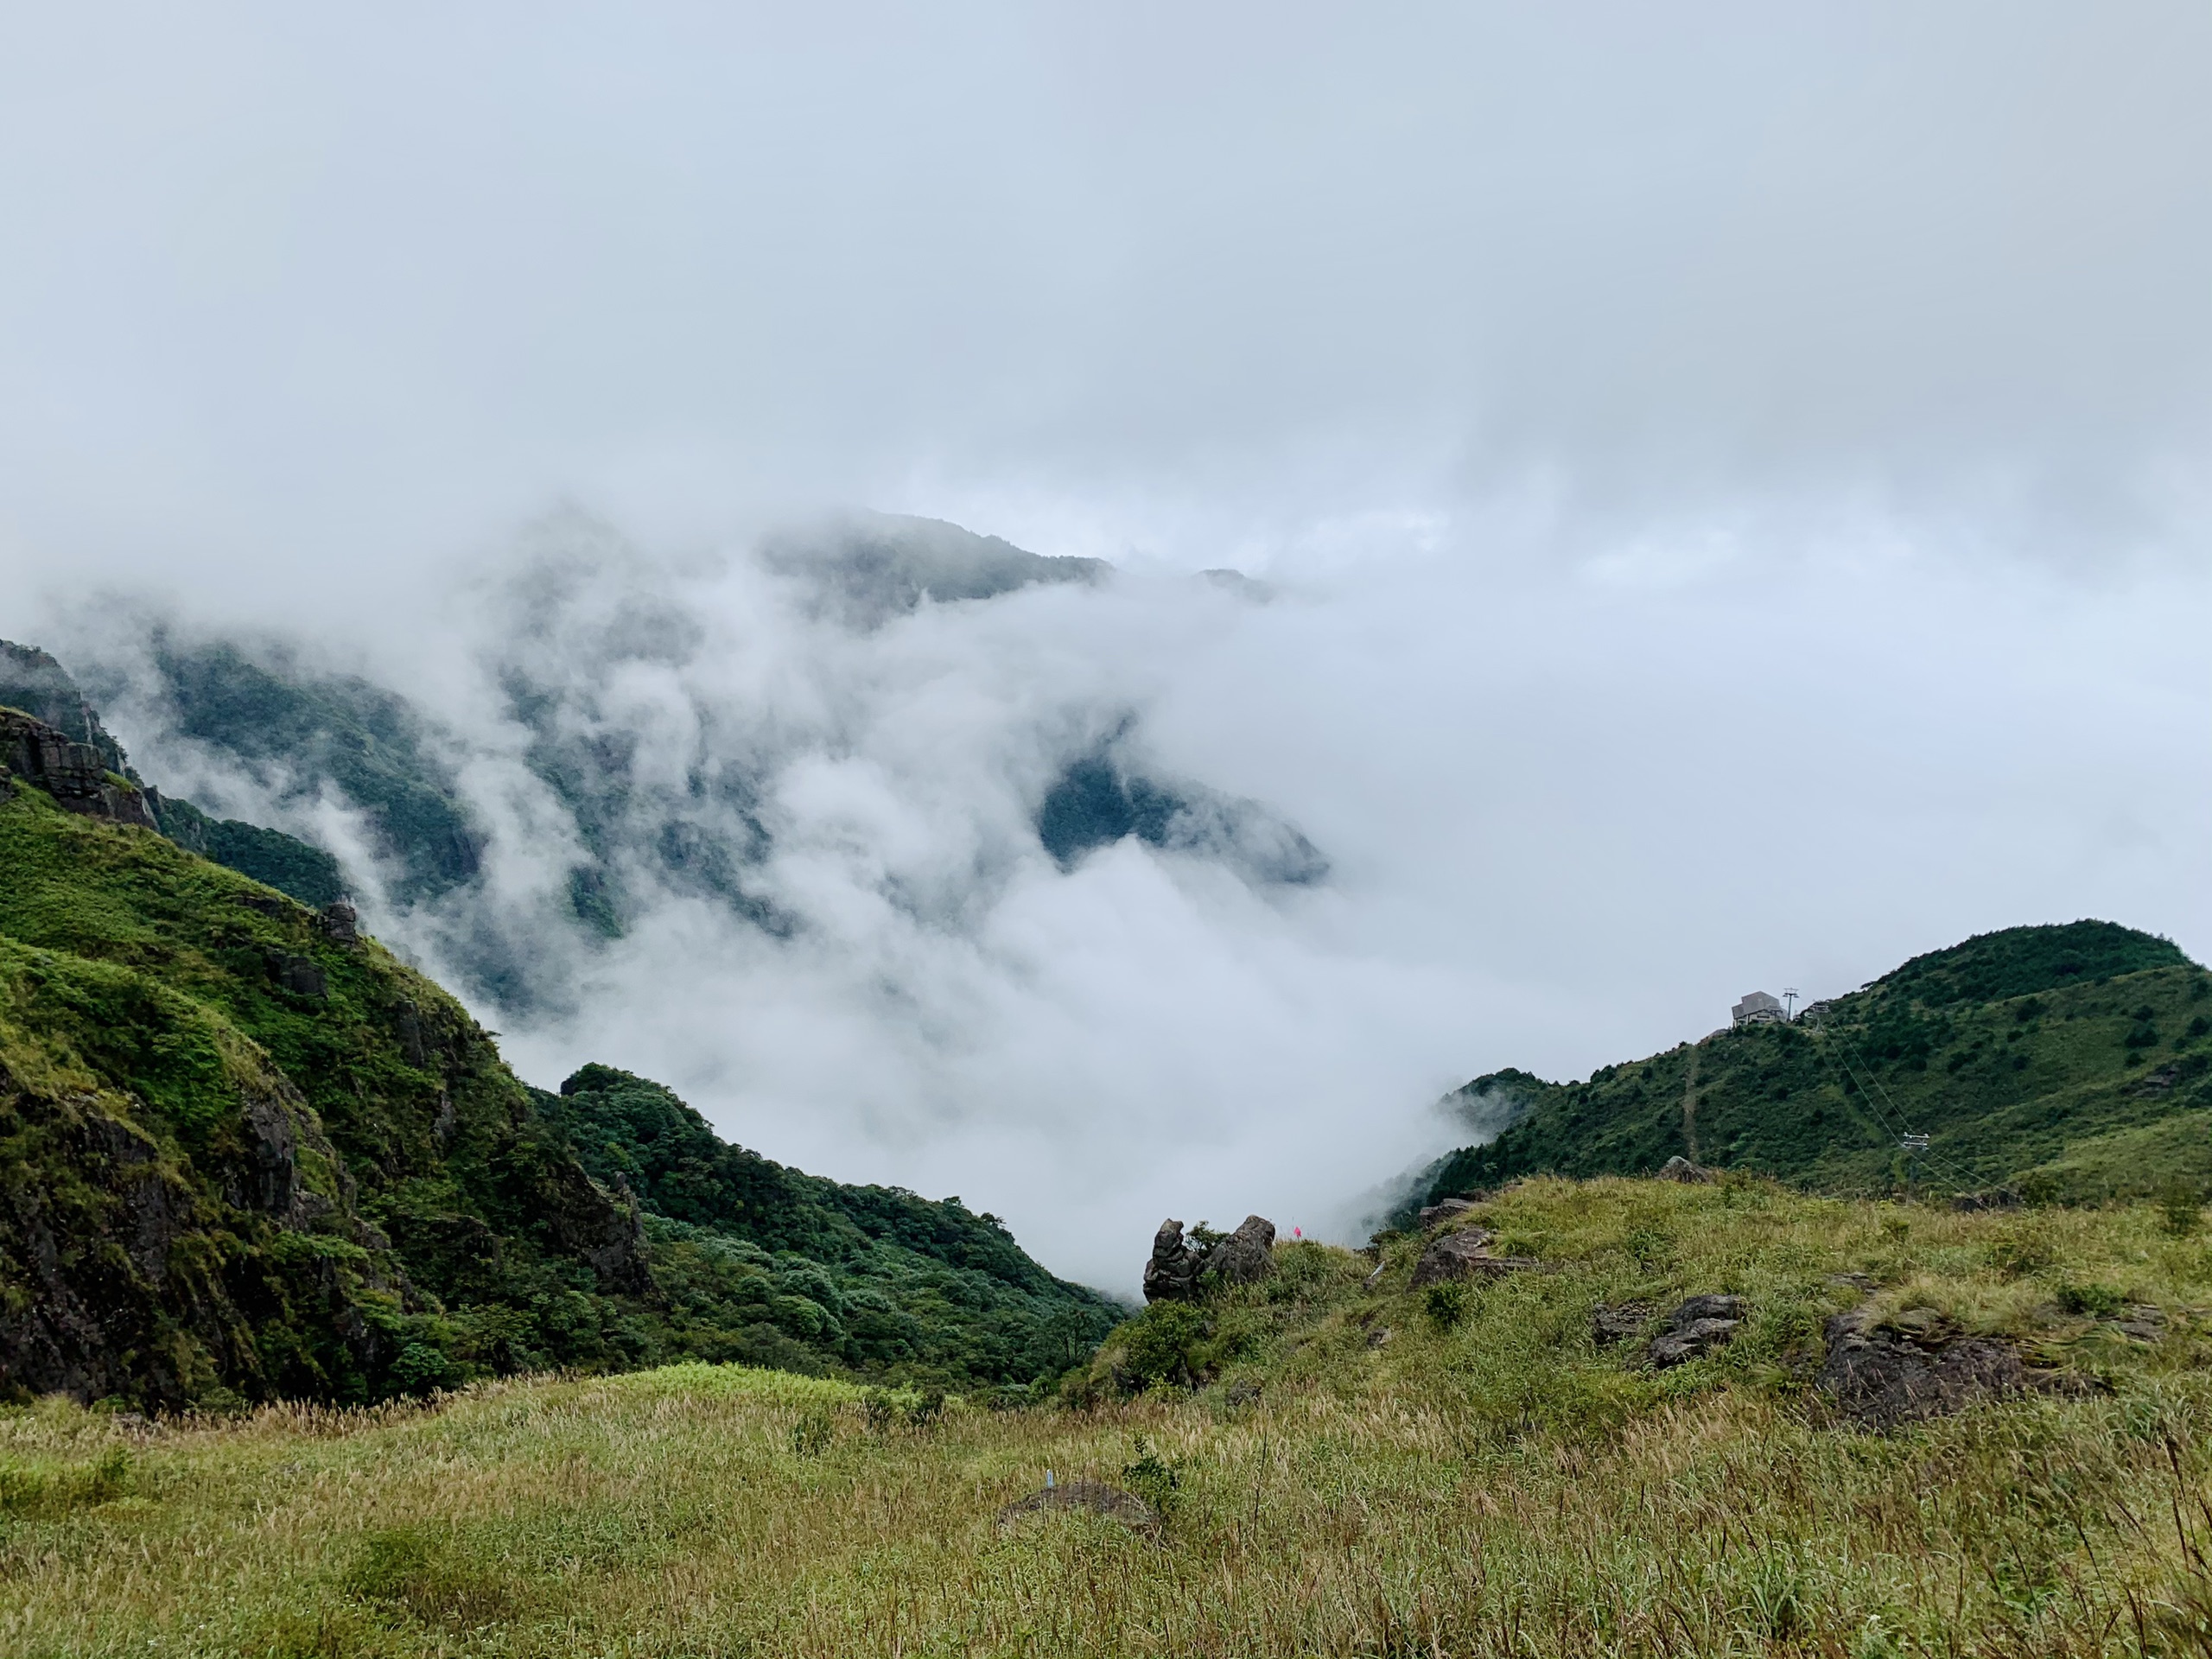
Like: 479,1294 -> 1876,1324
0,3 -> 2207,1286
37,507 -> 2212,1291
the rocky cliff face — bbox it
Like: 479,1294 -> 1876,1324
0,709 -> 158,830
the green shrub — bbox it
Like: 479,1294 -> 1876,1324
1987,1219 -> 2057,1274
2056,1281 -> 2126,1319
389,1343 -> 456,1396
1120,1435 -> 1181,1519
1425,1281 -> 1470,1330
1118,1301 -> 1208,1390
0,1446 -> 131,1517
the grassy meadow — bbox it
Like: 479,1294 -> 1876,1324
4,1178 -> 2211,1658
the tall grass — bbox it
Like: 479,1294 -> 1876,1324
3,1179 -> 2209,1657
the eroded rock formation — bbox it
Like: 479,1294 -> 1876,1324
1143,1214 -> 1279,1301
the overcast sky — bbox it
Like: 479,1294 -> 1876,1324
3,4 -> 2208,1285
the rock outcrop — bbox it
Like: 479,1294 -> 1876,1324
1816,1309 -> 2044,1427
1418,1197 -> 1478,1228
1142,1214 -> 1279,1301
1657,1155 -> 1716,1184
1591,1301 -> 1650,1347
1408,1227 -> 1536,1287
1645,1294 -> 1747,1367
1144,1220 -> 1204,1302
0,709 -> 158,829
1209,1216 -> 1278,1286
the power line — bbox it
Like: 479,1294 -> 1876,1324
1817,1017 -> 1993,1195
1798,1006 -> 1996,1198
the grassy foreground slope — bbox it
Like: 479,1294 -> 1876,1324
1421,922 -> 2212,1211
3,1178 -> 2209,1657
0,766 -> 1110,1407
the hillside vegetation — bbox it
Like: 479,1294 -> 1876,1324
1421,922 -> 2212,1212
1,1178 -> 2208,1656
0,754 -> 1112,1409
1,639 -> 346,908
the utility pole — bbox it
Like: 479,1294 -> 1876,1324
1901,1133 -> 1929,1198
1783,987 -> 1800,1021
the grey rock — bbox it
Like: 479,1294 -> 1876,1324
0,709 -> 159,830
1418,1197 -> 1478,1229
995,1479 -> 1159,1535
392,1001 -> 434,1070
1657,1155 -> 1716,1184
1208,1215 -> 1277,1287
1648,1319 -> 1743,1368
1143,1219 -> 1203,1304
1643,1294 -> 1749,1368
1591,1301 -> 1650,1347
2114,1305 -> 2166,1343
1143,1213 -> 1277,1300
1673,1294 -> 1748,1325
1408,1228 -> 1536,1288
266,953 -> 327,1000
1817,1309 -> 2041,1428
319,901 -> 359,946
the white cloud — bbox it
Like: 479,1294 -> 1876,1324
2,3 -> 2208,1287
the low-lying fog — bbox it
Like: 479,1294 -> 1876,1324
3,4 -> 2206,1288
29,510 -> 2209,1290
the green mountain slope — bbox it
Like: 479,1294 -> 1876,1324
1,639 -> 345,907
0,729 -> 1110,1408
138,634 -> 483,902
1419,922 -> 2212,1211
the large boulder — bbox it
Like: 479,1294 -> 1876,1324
1208,1215 -> 1277,1287
1142,1220 -> 1203,1303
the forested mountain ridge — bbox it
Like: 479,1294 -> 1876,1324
0,715 -> 1112,1409
1417,921 -> 2211,1212
539,1067 -> 1116,1386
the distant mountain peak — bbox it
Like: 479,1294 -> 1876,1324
761,512 -> 1109,629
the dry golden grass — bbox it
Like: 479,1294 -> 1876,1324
3,1178 -> 2209,1657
